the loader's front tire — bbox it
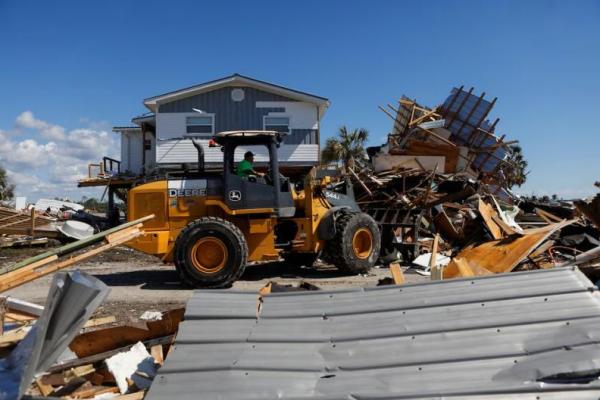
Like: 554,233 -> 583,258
174,217 -> 248,288
325,211 -> 381,274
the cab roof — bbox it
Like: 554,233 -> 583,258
213,130 -> 285,145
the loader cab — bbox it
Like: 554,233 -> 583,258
213,131 -> 295,217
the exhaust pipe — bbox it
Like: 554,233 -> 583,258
191,138 -> 205,174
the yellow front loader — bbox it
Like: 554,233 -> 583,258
126,131 -> 380,288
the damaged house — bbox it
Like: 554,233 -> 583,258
112,74 -> 330,176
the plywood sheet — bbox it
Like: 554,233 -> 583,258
443,219 -> 576,279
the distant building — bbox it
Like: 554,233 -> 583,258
113,74 -> 330,176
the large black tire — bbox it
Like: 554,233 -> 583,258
325,211 -> 381,274
174,217 -> 248,288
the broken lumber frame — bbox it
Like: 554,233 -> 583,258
0,206 -> 55,237
0,215 -> 154,293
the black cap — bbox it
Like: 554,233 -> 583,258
244,151 -> 254,158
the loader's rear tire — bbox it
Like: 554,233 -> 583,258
174,217 -> 248,288
325,211 -> 381,274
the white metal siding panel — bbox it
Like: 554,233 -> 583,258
156,139 -> 318,165
146,268 -> 600,400
156,112 -> 203,140
144,131 -> 156,173
120,135 -> 130,172
127,132 -> 144,174
255,101 -> 318,130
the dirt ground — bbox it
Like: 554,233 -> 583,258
1,245 -> 428,323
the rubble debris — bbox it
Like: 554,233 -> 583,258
575,188 -> 600,230
0,214 -> 154,293
105,342 -> 157,394
0,206 -> 56,237
443,219 -> 577,278
412,252 -> 451,272
0,270 -> 109,400
1,290 -> 181,399
56,220 -> 95,240
34,198 -> 84,217
68,308 -> 184,358
0,236 -> 48,249
335,87 -> 600,280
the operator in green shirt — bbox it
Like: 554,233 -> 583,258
237,151 -> 265,179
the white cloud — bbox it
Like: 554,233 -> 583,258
16,111 -> 66,141
58,129 -> 116,160
0,112 -> 119,201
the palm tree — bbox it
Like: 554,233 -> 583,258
0,164 -> 15,201
504,145 -> 528,187
321,126 -> 369,169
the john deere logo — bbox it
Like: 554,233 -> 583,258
229,190 -> 242,201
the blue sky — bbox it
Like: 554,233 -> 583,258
0,0 -> 598,201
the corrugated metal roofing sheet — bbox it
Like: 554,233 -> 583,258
441,87 -> 508,173
146,268 -> 600,399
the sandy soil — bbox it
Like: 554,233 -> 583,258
1,245 -> 428,321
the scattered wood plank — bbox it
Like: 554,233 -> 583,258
491,214 -> 519,236
48,335 -> 175,374
535,207 -> 564,223
0,326 -> 28,346
69,308 -> 184,358
348,167 -> 373,197
389,263 -> 405,285
83,315 -> 117,328
151,345 -> 164,366
430,235 -> 442,281
35,377 -> 54,397
4,311 -> 37,322
0,296 -> 5,335
478,199 -> 503,240
114,390 -> 146,400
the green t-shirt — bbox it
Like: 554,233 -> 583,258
237,159 -> 253,177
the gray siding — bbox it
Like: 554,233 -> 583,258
158,86 -> 297,132
286,129 -> 317,145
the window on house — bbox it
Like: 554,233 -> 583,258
144,139 -> 152,150
264,116 -> 290,134
186,116 -> 214,137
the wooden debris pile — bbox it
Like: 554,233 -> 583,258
0,206 -> 57,237
0,215 -> 153,293
1,296 -> 183,399
376,86 -> 522,194
344,87 -> 600,279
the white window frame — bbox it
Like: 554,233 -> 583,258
184,113 -> 215,138
263,115 -> 291,135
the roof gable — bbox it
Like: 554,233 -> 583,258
143,74 -> 329,113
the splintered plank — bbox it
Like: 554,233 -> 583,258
443,220 -> 577,279
478,198 -> 503,240
150,345 -> 164,366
